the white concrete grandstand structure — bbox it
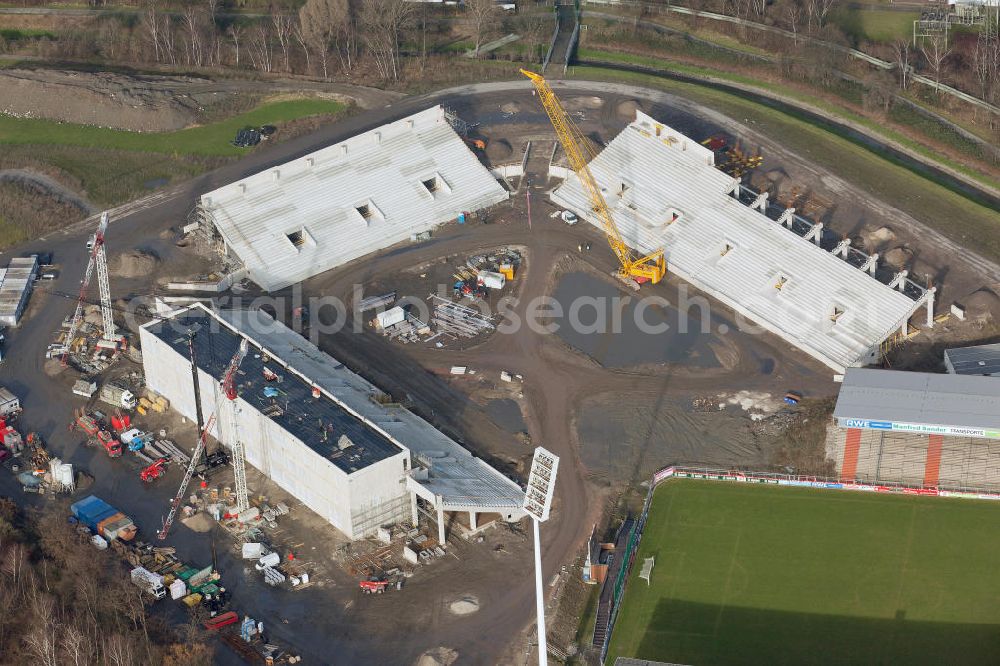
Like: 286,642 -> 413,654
550,110 -> 933,373
141,304 -> 525,543
201,106 -> 509,292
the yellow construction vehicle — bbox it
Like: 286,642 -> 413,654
521,69 -> 666,285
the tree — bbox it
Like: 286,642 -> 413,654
815,0 -> 838,28
920,32 -> 951,94
466,0 -> 500,57
360,0 -> 412,81
272,9 -> 294,73
782,0 -> 803,43
140,1 -> 163,63
228,23 -> 243,68
298,0 -> 350,79
862,70 -> 894,114
973,24 -> 998,103
892,38 -> 911,90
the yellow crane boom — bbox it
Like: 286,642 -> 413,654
521,69 -> 665,285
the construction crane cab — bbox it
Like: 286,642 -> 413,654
520,69 -> 666,287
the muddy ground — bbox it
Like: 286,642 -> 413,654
0,67 -> 402,131
2,80 -> 999,665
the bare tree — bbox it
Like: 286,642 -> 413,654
293,18 -> 312,75
518,11 -> 549,64
298,0 -> 350,79
862,70 -> 894,114
228,23 -> 244,67
466,0 -> 500,57
920,32 -> 951,94
891,38 -> 911,90
140,1 -> 163,62
815,0 -> 837,28
973,24 -> 998,103
247,22 -> 274,72
181,6 -> 205,66
272,9 -> 293,72
783,0 -> 803,42
360,0 -> 412,81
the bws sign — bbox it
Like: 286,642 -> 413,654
838,418 -> 1000,440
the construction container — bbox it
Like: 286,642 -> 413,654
478,271 -> 506,290
242,543 -> 266,560
169,579 -> 187,600
375,306 -> 406,329
499,263 -> 515,280
71,495 -> 137,541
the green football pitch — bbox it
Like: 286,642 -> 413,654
605,480 -> 1000,665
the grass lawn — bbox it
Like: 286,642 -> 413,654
0,98 -> 346,157
832,8 -> 920,44
606,480 -> 1000,665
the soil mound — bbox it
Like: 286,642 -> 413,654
485,139 -> 513,162
112,249 -> 160,278
499,101 -> 520,114
414,648 -> 458,666
448,595 -> 480,615
883,246 -> 912,268
616,99 -> 641,121
864,226 -> 895,250
963,289 -> 1000,319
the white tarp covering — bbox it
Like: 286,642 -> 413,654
550,110 -> 922,372
202,106 -> 508,291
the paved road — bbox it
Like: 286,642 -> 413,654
2,77 -> 998,664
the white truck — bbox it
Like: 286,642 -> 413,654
99,383 -> 137,410
130,567 -> 166,600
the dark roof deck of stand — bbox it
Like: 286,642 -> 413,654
146,311 -> 403,474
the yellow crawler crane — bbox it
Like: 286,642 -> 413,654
521,69 -> 666,285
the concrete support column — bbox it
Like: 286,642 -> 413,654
901,320 -> 909,336
925,286 -> 937,328
729,177 -> 741,196
751,192 -> 768,212
861,253 -> 879,274
833,239 -> 851,258
890,270 -> 909,290
777,208 -> 796,228
410,493 -> 418,527
469,511 -> 478,531
805,222 -> 824,245
436,498 -> 446,545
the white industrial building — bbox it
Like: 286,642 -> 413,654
550,110 -> 934,373
140,304 -> 525,542
0,256 -> 38,327
199,106 -> 509,292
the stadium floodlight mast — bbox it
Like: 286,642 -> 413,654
523,446 -> 559,666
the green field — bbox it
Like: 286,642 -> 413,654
0,98 -> 347,156
606,480 -> 1000,665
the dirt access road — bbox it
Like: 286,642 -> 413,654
2,79 -> 999,664
0,67 -> 401,131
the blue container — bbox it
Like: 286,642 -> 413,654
458,213 -> 466,224
71,495 -> 116,529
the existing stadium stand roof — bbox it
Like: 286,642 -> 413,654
550,110 -> 931,373
201,106 -> 509,292
834,367 -> 1000,437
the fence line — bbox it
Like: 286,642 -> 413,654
543,5 -> 562,73
596,464 -> 1000,661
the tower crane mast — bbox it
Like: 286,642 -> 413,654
222,338 -> 250,514
63,211 -> 121,364
521,70 -> 666,285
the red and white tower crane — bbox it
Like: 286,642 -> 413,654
63,211 -> 122,362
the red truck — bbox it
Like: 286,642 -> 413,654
75,412 -> 122,457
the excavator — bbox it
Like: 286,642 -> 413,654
521,69 -> 666,286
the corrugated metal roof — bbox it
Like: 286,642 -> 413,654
0,256 -> 36,325
213,308 -> 525,511
550,111 -> 921,372
834,368 -> 1000,430
202,106 -> 509,292
944,343 -> 1000,376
